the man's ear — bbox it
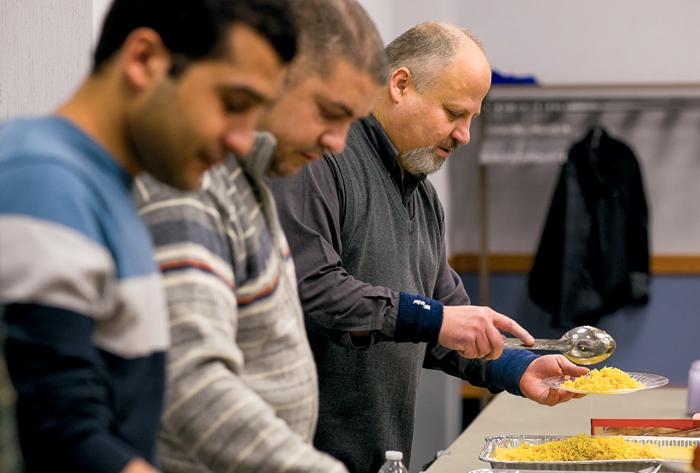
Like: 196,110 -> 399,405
387,67 -> 413,104
120,27 -> 171,90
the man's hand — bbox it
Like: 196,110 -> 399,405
519,355 -> 589,406
121,458 -> 160,473
438,305 -> 534,360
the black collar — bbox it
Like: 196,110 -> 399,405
359,114 -> 426,201
359,114 -> 397,172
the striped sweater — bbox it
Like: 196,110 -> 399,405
134,133 -> 348,473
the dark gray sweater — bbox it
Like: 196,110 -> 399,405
272,115 -> 536,473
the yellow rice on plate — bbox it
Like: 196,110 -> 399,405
494,435 -> 694,461
561,367 -> 643,392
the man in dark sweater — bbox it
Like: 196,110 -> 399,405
272,22 -> 588,473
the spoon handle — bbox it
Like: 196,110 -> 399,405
503,338 -> 571,352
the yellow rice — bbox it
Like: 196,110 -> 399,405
561,367 -> 642,391
494,435 -> 694,461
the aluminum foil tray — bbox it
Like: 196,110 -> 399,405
469,469 -> 661,473
479,435 -> 700,472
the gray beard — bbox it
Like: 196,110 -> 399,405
397,146 -> 447,176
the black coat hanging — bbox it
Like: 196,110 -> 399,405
528,126 -> 650,328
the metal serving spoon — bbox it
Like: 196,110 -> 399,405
503,325 -> 616,365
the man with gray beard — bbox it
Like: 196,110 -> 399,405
271,22 -> 588,473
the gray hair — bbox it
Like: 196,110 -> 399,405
288,0 -> 388,85
386,22 -> 484,91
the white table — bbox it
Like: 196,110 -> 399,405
426,387 -> 688,472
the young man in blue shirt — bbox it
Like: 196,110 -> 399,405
0,1 -> 296,472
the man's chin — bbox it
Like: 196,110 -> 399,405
267,163 -> 302,178
170,166 -> 207,191
267,153 -> 312,177
433,155 -> 448,171
174,175 -> 204,191
398,155 -> 447,176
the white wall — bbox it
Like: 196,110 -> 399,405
358,0 -> 700,85
454,1 -> 700,85
92,0 -> 111,39
447,107 -> 700,255
358,0 -> 700,256
0,1 -> 93,120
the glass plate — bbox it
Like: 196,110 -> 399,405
542,372 -> 669,394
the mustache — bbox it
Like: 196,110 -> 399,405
437,139 -> 458,153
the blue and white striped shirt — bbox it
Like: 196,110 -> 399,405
0,117 -> 169,473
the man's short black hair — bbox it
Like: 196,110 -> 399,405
93,0 -> 297,73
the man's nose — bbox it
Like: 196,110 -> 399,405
223,113 -> 260,156
223,129 -> 255,157
451,122 -> 471,145
320,124 -> 350,155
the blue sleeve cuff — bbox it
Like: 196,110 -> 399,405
488,348 -> 538,396
395,292 -> 443,343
